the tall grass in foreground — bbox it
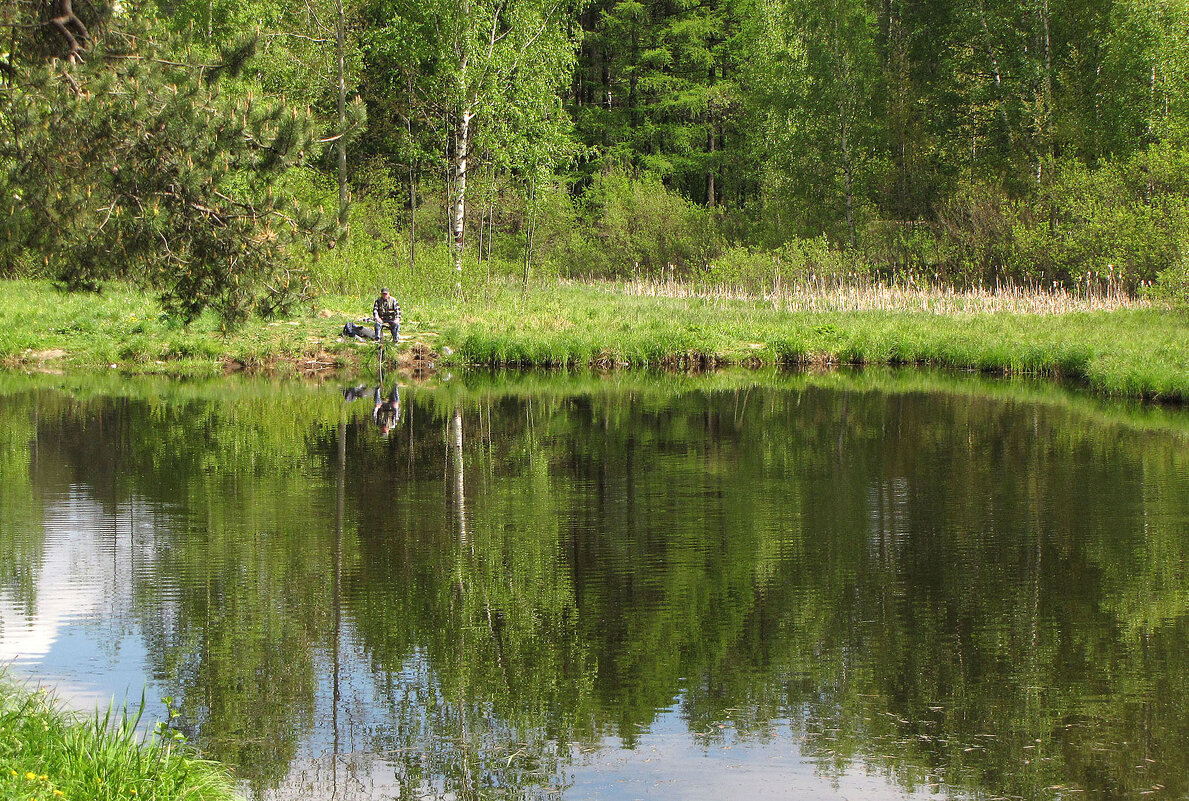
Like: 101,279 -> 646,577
0,675 -> 238,801
616,275 -> 1151,314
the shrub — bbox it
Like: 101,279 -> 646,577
577,169 -> 723,277
1153,257 -> 1189,313
706,237 -> 856,293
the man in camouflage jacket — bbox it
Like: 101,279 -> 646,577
372,287 -> 401,343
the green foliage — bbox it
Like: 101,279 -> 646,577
573,0 -> 747,204
574,169 -> 722,276
6,0 -> 1189,294
931,146 -> 1189,286
709,237 -> 854,291
1154,256 -> 1189,312
0,4 -> 349,325
155,0 -> 364,116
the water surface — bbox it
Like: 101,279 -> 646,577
2,370 -> 1188,800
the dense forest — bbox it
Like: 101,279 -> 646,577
3,0 -> 1189,317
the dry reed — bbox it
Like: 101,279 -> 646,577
611,275 -> 1151,315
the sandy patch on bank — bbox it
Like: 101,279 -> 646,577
1,348 -> 69,373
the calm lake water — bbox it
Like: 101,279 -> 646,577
2,370 -> 1189,801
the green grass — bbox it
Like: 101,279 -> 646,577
1,278 -> 1187,401
0,675 -> 238,801
0,281 -> 315,374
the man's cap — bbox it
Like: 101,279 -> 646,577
381,287 -> 390,294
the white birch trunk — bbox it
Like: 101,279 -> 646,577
451,107 -> 474,292
1037,0 -> 1053,186
452,409 -> 467,544
523,176 -> 536,289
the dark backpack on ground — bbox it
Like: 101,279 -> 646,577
342,321 -> 378,340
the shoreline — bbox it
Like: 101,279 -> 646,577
0,279 -> 1185,403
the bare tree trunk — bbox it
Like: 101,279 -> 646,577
840,110 -> 856,247
884,5 -> 909,218
832,6 -> 856,247
485,170 -> 495,262
1149,60 -> 1158,134
445,134 -> 452,249
451,107 -> 474,293
407,75 -> 416,275
706,119 -> 716,208
486,185 -> 494,262
3,20 -> 16,85
1042,0 -> 1052,129
335,0 -> 349,235
49,0 -> 90,62
523,176 -> 537,290
1037,0 -> 1053,188
706,64 -> 716,208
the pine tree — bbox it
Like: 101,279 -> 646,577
0,0 -> 355,324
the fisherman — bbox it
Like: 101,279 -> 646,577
372,287 -> 401,343
373,384 -> 401,436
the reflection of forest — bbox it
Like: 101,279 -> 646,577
2,374 -> 1188,800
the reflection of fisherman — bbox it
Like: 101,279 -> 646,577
372,384 -> 401,436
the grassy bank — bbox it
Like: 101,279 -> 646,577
0,278 -> 1186,401
0,675 -> 238,801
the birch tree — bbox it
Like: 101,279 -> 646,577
745,0 -> 880,243
389,0 -> 577,289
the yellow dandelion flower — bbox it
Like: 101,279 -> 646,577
53,791 -> 64,797
38,775 -> 47,781
24,772 -> 37,781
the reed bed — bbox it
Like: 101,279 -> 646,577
613,275 -> 1150,315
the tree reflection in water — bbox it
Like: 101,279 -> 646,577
1,371 -> 1187,800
